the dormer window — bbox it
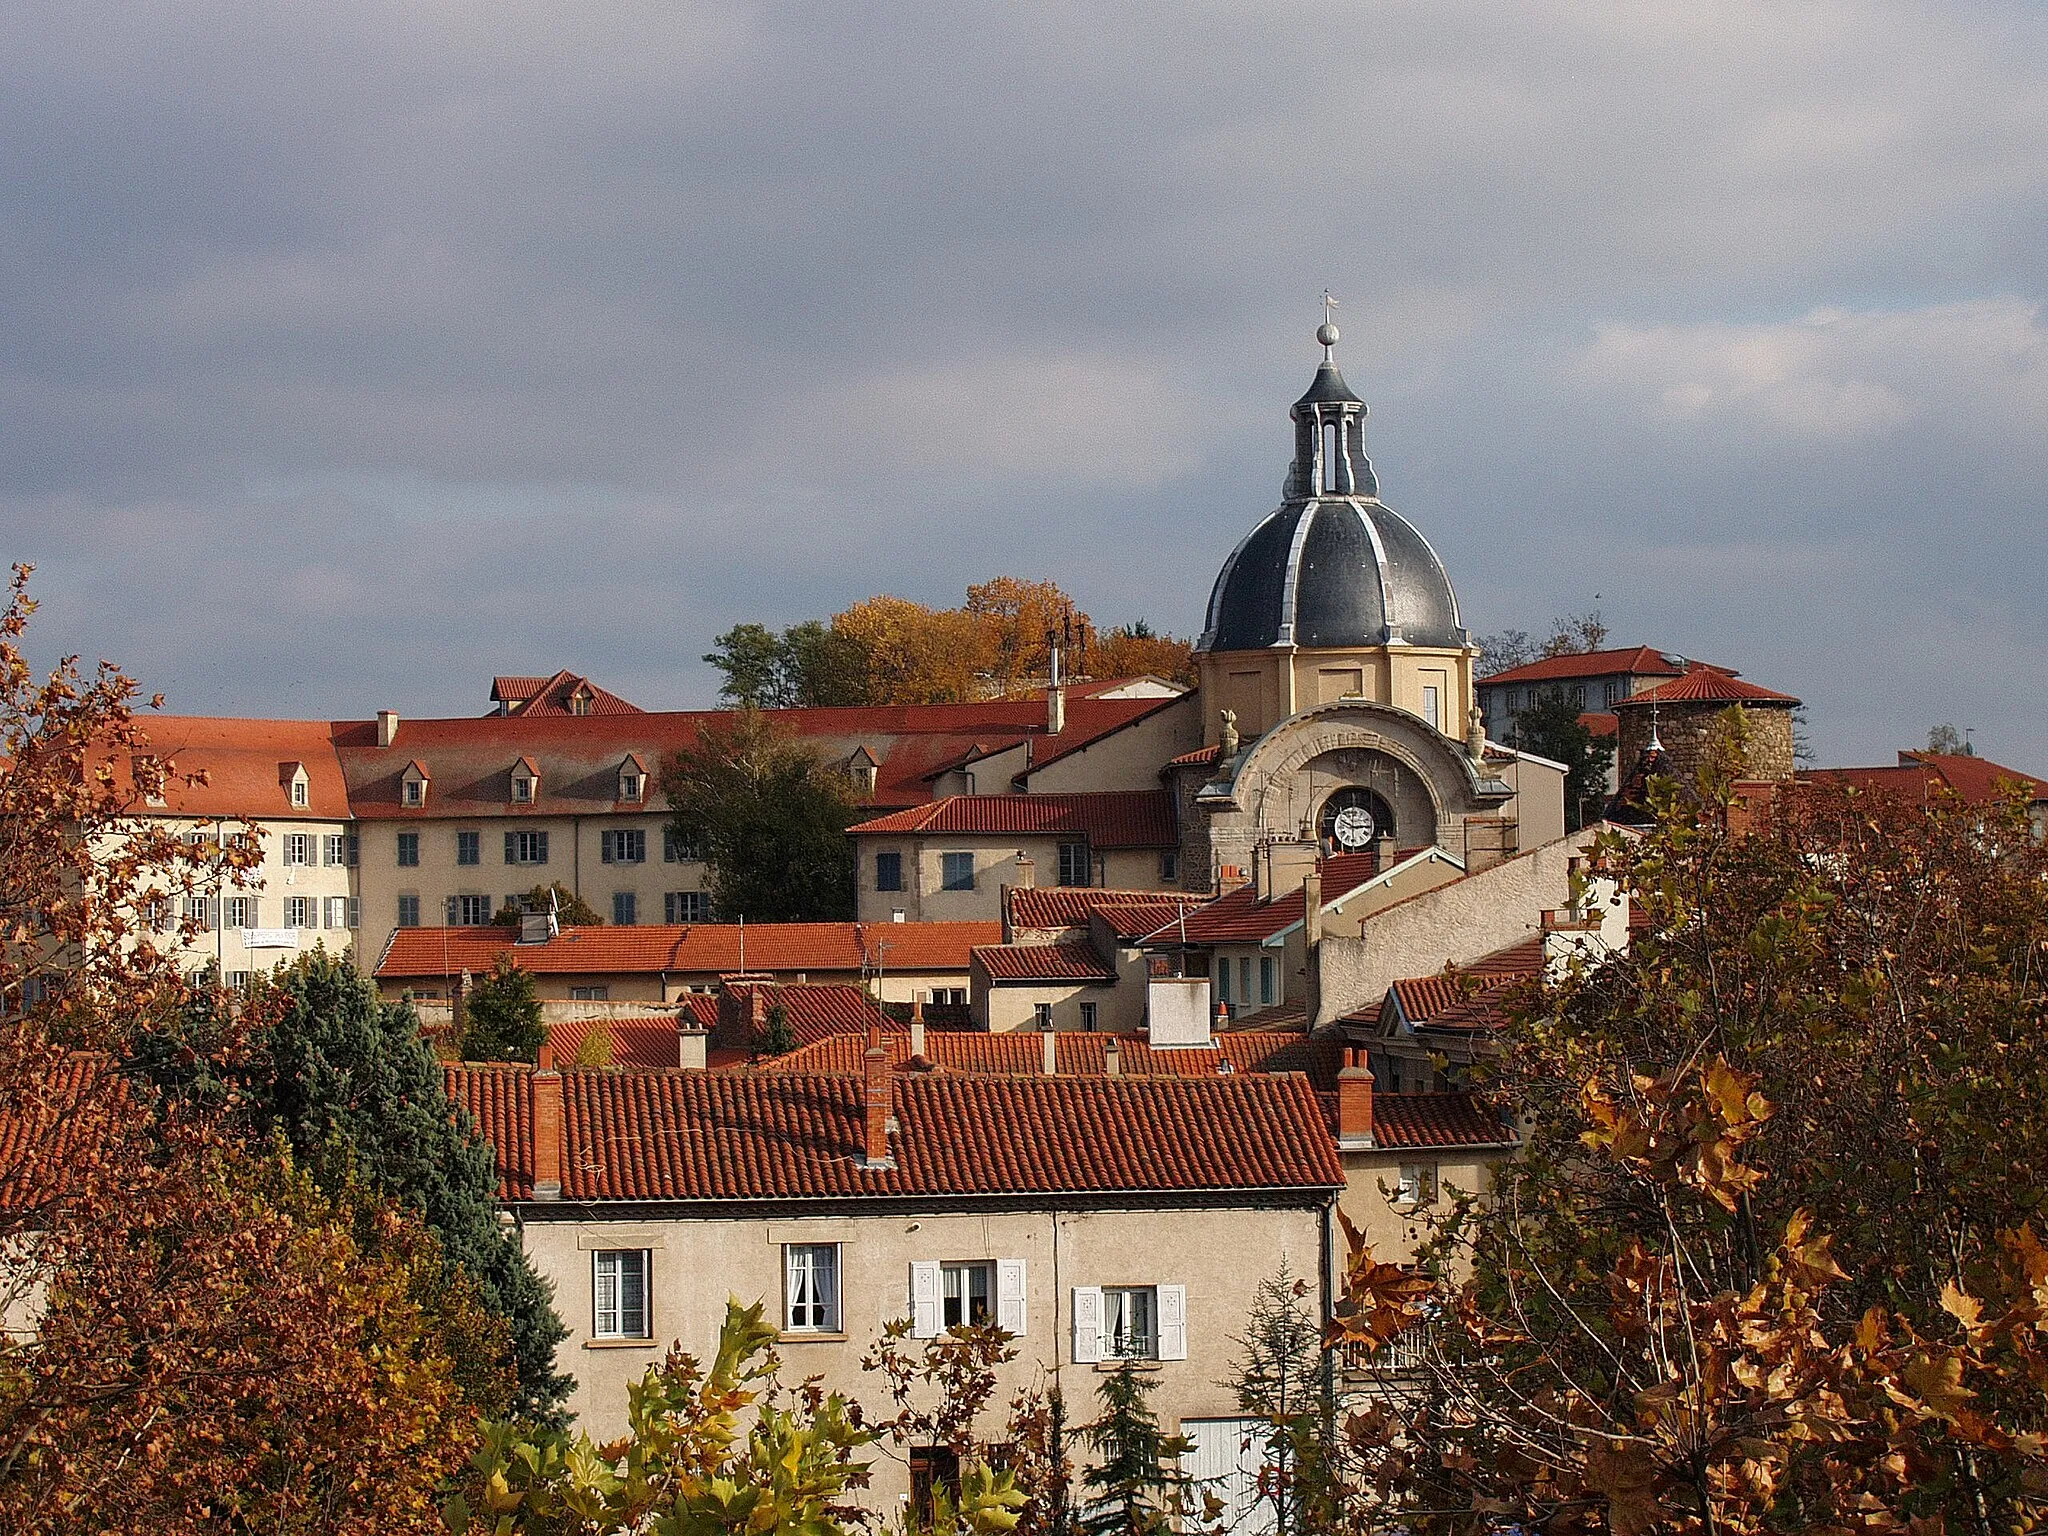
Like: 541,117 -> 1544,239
619,754 -> 649,804
848,746 -> 880,796
510,756 -> 541,806
569,688 -> 593,717
401,761 -> 430,809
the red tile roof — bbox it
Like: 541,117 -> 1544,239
1616,669 -> 1800,708
848,791 -> 1177,848
443,1066 -> 1343,1202
1366,1092 -> 1517,1150
1091,899 -> 1212,941
1579,711 -> 1619,738
973,942 -> 1117,982
340,695 -> 1172,819
1802,752 -> 2048,806
109,716 -> 354,820
1172,882 -> 1303,944
1168,744 -> 1223,768
546,1013 -> 688,1070
490,670 -> 644,718
375,922 -> 998,980
1007,887 -> 1199,931
724,982 -> 885,1045
1479,646 -> 1691,686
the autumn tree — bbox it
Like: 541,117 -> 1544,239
1090,622 -> 1195,688
833,593 -> 992,704
494,880 -> 603,928
463,951 -> 546,1063
1329,718 -> 2048,1535
663,711 -> 857,922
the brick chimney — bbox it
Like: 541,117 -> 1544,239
533,1045 -> 564,1199
377,709 -> 400,748
1337,1047 -> 1375,1151
860,1023 -> 894,1169
1103,1036 -> 1122,1078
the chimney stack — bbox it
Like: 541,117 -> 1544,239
1103,1036 -> 1122,1078
861,1023 -> 894,1168
1301,866 -> 1322,951
677,1020 -> 708,1070
377,709 -> 400,748
1337,1047 -> 1375,1151
452,968 -> 471,1047
1042,1029 -> 1058,1076
1014,855 -> 1035,890
533,1045 -> 564,1199
909,998 -> 926,1060
1214,999 -> 1230,1038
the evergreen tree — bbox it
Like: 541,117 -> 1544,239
243,950 -> 572,1423
1077,1364 -> 1192,1536
465,952 -> 546,1062
754,1000 -> 797,1058
1225,1265 -> 1324,1536
1510,685 -> 1614,830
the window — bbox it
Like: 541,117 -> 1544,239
324,896 -> 349,929
1159,850 -> 1178,883
291,778 -> 308,808
601,829 -> 647,865
225,971 -> 253,992
784,1244 -> 840,1333
1259,955 -> 1275,1007
1215,962 -> 1230,1004
184,894 -> 212,927
910,1447 -> 962,1528
1034,1002 -> 1053,1030
875,851 -> 904,892
663,829 -> 698,863
664,891 -> 711,924
593,1249 -> 650,1339
1570,684 -> 1587,708
1421,684 -> 1442,732
322,833 -> 347,867
511,774 -> 535,804
397,894 -> 420,928
1104,1287 -> 1156,1359
284,896 -> 314,928
1080,1001 -> 1098,1032
505,830 -> 549,866
612,891 -> 637,926
570,985 -> 610,1001
223,896 -> 252,928
940,852 -> 975,892
1604,680 -> 1621,708
620,772 -> 642,802
942,1262 -> 993,1328
283,833 -> 311,867
1057,842 -> 1089,887
930,987 -> 967,1007
397,832 -> 420,867
448,894 -> 492,926
456,830 -> 481,866
403,778 -> 425,808
1397,1164 -> 1439,1206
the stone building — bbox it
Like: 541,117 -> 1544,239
1612,666 -> 1802,794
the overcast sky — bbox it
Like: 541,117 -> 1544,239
5,2 -> 2045,768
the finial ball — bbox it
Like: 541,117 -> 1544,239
1316,322 -> 1339,348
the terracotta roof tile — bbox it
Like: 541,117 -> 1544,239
1007,888 -> 1200,931
972,942 -> 1117,982
1479,646 -> 1691,686
849,791 -> 1177,848
376,922 -> 997,980
444,1066 -> 1343,1202
489,670 -> 643,717
1616,669 -> 1800,707
546,1013 -> 688,1070
107,716 -> 353,821
1366,1092 -> 1516,1150
1172,884 -> 1303,944
1168,744 -> 1223,768
724,982 -> 885,1045
1803,753 -> 2048,806
442,1063 -> 535,1199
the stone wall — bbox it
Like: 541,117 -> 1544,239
1616,701 -> 1796,791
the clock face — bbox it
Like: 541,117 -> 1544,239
1332,805 -> 1377,849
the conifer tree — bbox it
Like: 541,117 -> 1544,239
464,951 -> 546,1062
755,1000 -> 797,1058
1225,1265 -> 1324,1536
1077,1364 -> 1192,1536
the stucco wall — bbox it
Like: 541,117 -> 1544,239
518,1200 -> 1328,1511
1311,833 -> 1586,1023
1023,696 -> 1201,796
143,815 -> 358,983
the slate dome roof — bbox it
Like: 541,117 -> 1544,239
1200,349 -> 1466,654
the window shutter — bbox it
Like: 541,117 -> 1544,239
1157,1284 -> 1188,1360
909,1260 -> 942,1338
600,832 -> 613,864
445,896 -> 458,925
536,831 -> 549,865
997,1259 -> 1028,1337
504,831 -> 516,864
1071,1286 -> 1104,1364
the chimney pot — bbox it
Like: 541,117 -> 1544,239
910,1011 -> 926,1060
677,1022 -> 708,1070
1014,855 -> 1035,890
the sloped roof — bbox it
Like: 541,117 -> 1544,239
442,1065 -> 1343,1202
489,671 -> 643,718
1616,669 -> 1800,708
725,982 -> 885,1045
849,791 -> 1177,848
375,921 -> 998,980
1479,646 -> 1691,686
757,1028 -> 1343,1087
1007,887 -> 1203,931
973,943 -> 1117,983
1802,752 -> 2048,806
106,716 -> 353,820
1149,849 -> 1401,946
546,1013 -> 688,1071
1366,1092 -> 1517,1149
1167,744 -> 1223,768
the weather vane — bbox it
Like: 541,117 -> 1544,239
1318,290 -> 1340,357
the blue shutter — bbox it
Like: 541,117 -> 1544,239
504,831 -> 516,864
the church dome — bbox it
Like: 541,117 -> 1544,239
1199,334 -> 1466,654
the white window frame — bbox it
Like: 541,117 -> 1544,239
223,895 -> 252,928
322,833 -> 347,867
324,896 -> 349,929
784,1243 -> 841,1333
593,1249 -> 651,1339
284,896 -> 314,929
1072,1284 -> 1185,1363
283,832 -> 312,867
403,778 -> 425,807
910,1259 -> 1026,1338
1397,1164 -> 1439,1207
569,985 -> 610,1002
620,772 -> 643,803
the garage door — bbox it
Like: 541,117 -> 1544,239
1179,1417 -> 1274,1536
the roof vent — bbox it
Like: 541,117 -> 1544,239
1660,653 -> 1685,668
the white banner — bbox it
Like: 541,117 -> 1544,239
242,928 -> 300,950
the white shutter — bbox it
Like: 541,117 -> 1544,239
997,1259 -> 1027,1337
1158,1284 -> 1188,1361
910,1260 -> 942,1338
1071,1285 -> 1104,1364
